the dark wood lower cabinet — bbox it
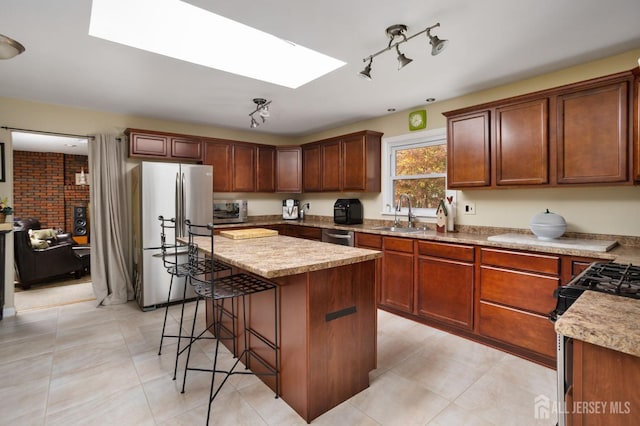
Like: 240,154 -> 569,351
571,340 -> 640,426
416,241 -> 474,330
380,237 -> 414,313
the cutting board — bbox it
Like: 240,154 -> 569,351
219,228 -> 279,240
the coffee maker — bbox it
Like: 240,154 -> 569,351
282,199 -> 299,220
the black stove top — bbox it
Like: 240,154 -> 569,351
569,262 -> 640,298
549,262 -> 640,322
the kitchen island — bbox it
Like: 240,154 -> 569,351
190,233 -> 382,423
555,291 -> 640,425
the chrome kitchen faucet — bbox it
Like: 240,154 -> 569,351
395,193 -> 416,228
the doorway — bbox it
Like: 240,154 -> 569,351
11,131 -> 94,311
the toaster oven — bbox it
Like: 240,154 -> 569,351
213,200 -> 248,224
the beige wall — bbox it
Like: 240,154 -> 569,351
2,48 -> 640,313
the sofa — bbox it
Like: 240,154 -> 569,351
13,218 -> 84,289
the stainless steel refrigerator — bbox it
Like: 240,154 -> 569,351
132,161 -> 213,310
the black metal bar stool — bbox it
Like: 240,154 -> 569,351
157,216 -> 230,380
180,221 -> 279,425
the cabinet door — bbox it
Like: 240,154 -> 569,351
275,147 -> 302,192
495,99 -> 549,185
302,145 -> 322,192
634,77 -> 640,182
556,80 -> 629,184
170,137 -> 201,161
417,257 -> 473,330
256,145 -> 276,192
380,237 -> 414,313
447,111 -> 491,187
129,132 -> 168,158
203,141 -> 231,192
341,134 -> 366,191
321,140 -> 341,191
232,144 -> 255,192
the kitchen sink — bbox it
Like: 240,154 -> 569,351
372,226 -> 422,233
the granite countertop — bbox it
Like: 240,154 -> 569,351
555,291 -> 640,357
190,234 -> 382,279
217,219 -> 640,263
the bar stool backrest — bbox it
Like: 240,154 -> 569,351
185,219 -> 215,288
158,215 -> 188,275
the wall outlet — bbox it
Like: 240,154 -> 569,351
463,202 -> 476,215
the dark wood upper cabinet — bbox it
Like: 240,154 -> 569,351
635,72 -> 640,182
302,144 -> 322,192
275,146 -> 302,193
203,140 -> 232,192
342,132 -> 381,192
321,140 -> 341,191
170,137 -> 202,160
232,143 -> 255,192
302,130 -> 382,192
556,79 -> 629,184
446,111 -> 491,188
256,145 -> 276,192
495,98 -> 549,185
444,69 -> 635,189
126,129 -> 201,161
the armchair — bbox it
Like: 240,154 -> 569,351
13,219 -> 84,289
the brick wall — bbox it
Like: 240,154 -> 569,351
13,151 -> 89,232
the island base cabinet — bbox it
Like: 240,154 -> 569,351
571,340 -> 640,426
277,261 -> 378,423
205,260 -> 377,423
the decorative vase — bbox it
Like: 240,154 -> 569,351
0,213 -> 5,223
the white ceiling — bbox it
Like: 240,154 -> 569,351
2,0 -> 640,154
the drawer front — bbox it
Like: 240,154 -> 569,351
417,241 -> 474,262
480,266 -> 559,314
383,236 -> 414,253
479,301 -> 556,359
481,248 -> 560,275
356,232 -> 382,249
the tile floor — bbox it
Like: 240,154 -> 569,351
0,300 -> 558,425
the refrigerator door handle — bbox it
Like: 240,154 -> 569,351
175,172 -> 182,238
181,172 -> 186,236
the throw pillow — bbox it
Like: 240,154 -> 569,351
31,228 -> 58,240
30,237 -> 49,249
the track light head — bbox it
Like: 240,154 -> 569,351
359,59 -> 373,80
427,28 -> 448,56
395,45 -> 413,70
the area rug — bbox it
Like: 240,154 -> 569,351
14,281 -> 96,312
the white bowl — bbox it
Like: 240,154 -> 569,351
530,210 -> 566,240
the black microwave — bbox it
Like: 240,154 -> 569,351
333,199 -> 363,225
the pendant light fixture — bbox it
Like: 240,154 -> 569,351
0,34 -> 26,59
359,23 -> 448,80
249,98 -> 272,128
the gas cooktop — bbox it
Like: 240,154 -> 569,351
550,262 -> 640,321
570,262 -> 640,298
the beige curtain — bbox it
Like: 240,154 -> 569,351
89,134 -> 133,305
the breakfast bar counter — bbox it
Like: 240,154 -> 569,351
191,233 -> 382,423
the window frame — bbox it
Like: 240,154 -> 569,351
381,127 -> 454,219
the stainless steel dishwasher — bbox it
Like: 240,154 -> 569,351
321,229 -> 355,247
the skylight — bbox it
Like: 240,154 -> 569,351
89,0 -> 346,89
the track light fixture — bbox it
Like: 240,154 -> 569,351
359,23 -> 448,80
249,98 -> 272,128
